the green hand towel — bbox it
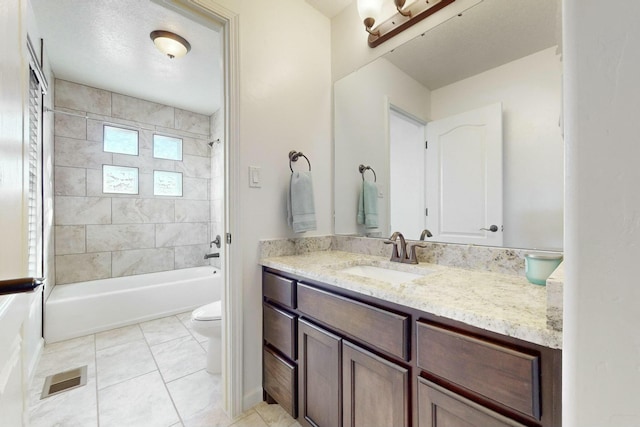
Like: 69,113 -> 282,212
357,180 -> 378,228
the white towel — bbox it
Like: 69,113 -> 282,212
287,171 -> 317,233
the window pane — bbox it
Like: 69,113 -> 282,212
154,171 -> 183,196
104,125 -> 139,155
103,165 -> 139,194
153,134 -> 183,160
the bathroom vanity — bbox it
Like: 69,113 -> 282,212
260,251 -> 562,427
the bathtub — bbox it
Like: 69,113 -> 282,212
45,267 -> 221,343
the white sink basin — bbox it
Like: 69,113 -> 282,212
339,265 -> 426,285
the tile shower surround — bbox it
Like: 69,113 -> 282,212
54,79 -> 215,284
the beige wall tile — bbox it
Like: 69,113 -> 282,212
54,112 -> 87,139
182,177 -> 209,200
54,136 -> 112,170
55,197 -> 111,225
55,166 -> 86,196
55,79 -> 111,116
174,244 -> 210,269
112,93 -> 174,128
175,155 -> 210,179
56,252 -> 111,284
86,224 -> 156,252
55,225 -> 86,255
182,137 -> 210,157
174,108 -> 210,136
112,248 -> 175,277
156,223 -> 208,247
112,199 -> 175,224
175,200 -> 210,223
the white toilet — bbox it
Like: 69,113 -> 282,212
191,300 -> 222,374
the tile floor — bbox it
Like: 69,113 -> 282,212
29,312 -> 300,427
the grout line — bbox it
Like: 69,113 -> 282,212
143,320 -> 185,426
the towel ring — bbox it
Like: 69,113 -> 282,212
289,150 -> 311,173
359,164 -> 377,182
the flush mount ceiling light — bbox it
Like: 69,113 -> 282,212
150,30 -> 191,59
357,0 -> 456,48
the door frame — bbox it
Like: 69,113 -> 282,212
167,0 -> 243,417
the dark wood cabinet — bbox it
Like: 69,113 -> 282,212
262,267 -> 561,427
343,341 -> 410,427
418,378 -> 526,427
298,319 -> 342,427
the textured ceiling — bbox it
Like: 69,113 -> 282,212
31,0 -> 223,116
383,0 -> 562,90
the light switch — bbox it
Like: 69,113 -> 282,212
249,166 -> 261,188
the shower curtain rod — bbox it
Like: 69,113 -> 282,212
43,107 -> 88,119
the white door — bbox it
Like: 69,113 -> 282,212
390,108 -> 427,239
425,103 -> 503,246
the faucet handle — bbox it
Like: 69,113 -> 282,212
406,242 -> 427,264
384,239 -> 401,261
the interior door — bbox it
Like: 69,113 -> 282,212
390,108 -> 427,240
425,103 -> 503,246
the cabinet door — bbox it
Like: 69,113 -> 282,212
298,319 -> 342,427
342,341 -> 409,427
418,378 -> 526,427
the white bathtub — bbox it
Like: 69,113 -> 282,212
45,267 -> 221,343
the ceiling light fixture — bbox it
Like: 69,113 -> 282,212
150,30 -> 191,59
357,0 -> 456,48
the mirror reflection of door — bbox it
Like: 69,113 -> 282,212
425,103 -> 503,246
389,107 -> 427,240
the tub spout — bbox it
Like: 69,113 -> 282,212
204,253 -> 220,259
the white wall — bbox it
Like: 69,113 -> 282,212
331,0 -> 482,82
211,0 -> 333,408
564,0 -> 640,425
431,47 -> 564,250
334,58 -> 430,236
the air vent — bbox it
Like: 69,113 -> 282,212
41,366 -> 87,399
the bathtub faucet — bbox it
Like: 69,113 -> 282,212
204,253 -> 220,259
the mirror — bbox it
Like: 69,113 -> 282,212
334,0 -> 563,251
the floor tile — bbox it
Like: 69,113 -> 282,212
96,339 -> 157,389
167,370 -> 222,421
140,315 -> 190,346
95,324 -> 144,350
230,411 -> 270,427
29,376 -> 98,427
151,335 -> 207,382
42,334 -> 95,356
253,401 -> 297,427
98,371 -> 180,427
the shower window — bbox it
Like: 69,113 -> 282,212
153,134 -> 183,161
153,170 -> 183,196
103,165 -> 139,194
104,125 -> 139,155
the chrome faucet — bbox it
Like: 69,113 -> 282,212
204,253 -> 220,259
384,231 -> 407,262
385,231 -> 426,264
419,229 -> 433,240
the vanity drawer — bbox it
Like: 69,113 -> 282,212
263,302 -> 297,360
263,346 -> 297,417
263,271 -> 296,309
297,283 -> 410,360
416,321 -> 541,419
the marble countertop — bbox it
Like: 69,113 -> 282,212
261,251 -> 562,349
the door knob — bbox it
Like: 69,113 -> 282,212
480,225 -> 499,232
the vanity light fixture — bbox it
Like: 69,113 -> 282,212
357,0 -> 456,48
150,30 -> 191,59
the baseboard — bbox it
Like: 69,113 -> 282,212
243,386 -> 263,411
